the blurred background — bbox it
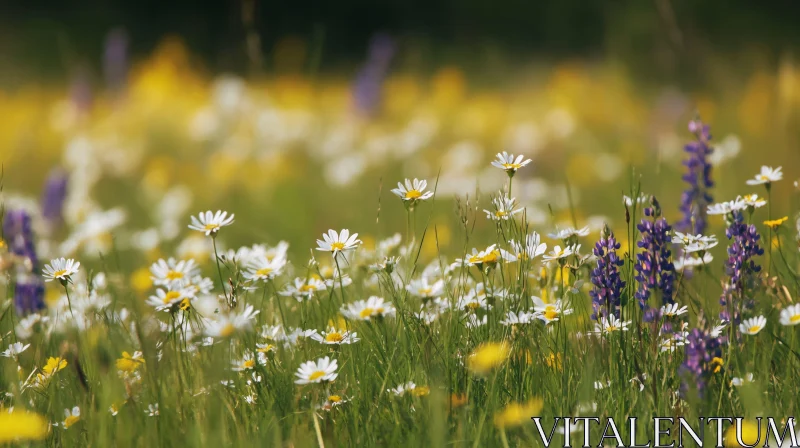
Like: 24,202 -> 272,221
1,0 -> 799,264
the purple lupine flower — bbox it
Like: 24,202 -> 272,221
677,118 -> 714,234
719,210 -> 763,324
40,168 -> 68,234
679,328 -> 723,398
634,198 -> 675,317
13,276 -> 45,315
351,33 -> 395,116
589,225 -> 625,320
103,28 -> 129,95
3,209 -> 38,269
3,209 -> 45,314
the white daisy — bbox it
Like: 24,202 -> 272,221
731,373 -> 754,387
391,178 -> 434,202
310,327 -> 360,345
150,258 -> 199,288
594,315 -> 631,334
500,311 -> 537,326
295,356 -> 338,384
548,226 -> 590,240
188,210 -> 235,236
542,244 -> 580,262
491,151 -> 532,175
232,351 -> 263,371
483,196 -> 523,221
707,198 -> 747,215
204,305 -> 260,338
61,406 -> 81,428
406,277 -> 445,299
243,254 -> 287,282
456,244 -> 517,267
147,404 -> 160,416
780,304 -> 800,326
280,277 -> 327,301
532,296 -> 573,322
746,165 -> 783,185
341,296 -> 395,321
659,335 -> 686,353
710,322 -> 728,338
660,303 -> 689,317
42,258 -> 80,283
739,315 -> 767,336
509,232 -> 547,261
739,193 -> 767,209
673,253 -> 713,271
1,342 -> 30,358
315,229 -> 361,255
146,287 -> 194,311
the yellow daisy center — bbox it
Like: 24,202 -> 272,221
501,162 -> 522,170
420,287 -> 432,295
466,302 -> 480,310
219,323 -> 235,338
256,268 -> 273,277
166,270 -> 184,280
204,223 -> 220,232
495,211 -> 507,218
53,269 -> 68,278
241,359 -> 256,369
300,284 -> 316,292
328,395 -> 342,403
482,250 -> 500,263
411,386 -> 430,396
325,332 -> 344,343
748,325 -> 761,334
359,308 -> 375,319
309,370 -> 326,381
331,242 -> 346,251
163,291 -> 182,304
791,315 -> 800,323
179,298 -> 192,311
64,415 -> 80,429
606,325 -> 618,332
757,174 -> 769,181
544,307 -> 558,320
257,344 -> 275,353
405,189 -> 423,200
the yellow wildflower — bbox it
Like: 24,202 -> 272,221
467,342 -> 510,375
0,409 -> 49,443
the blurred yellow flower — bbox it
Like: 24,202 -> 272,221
467,342 -> 510,375
493,398 -> 543,428
116,351 -> 145,373
0,409 -> 49,443
724,420 -> 766,448
131,267 -> 153,293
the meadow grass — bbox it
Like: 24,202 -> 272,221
1,147 -> 799,447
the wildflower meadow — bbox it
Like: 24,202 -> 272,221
2,32 -> 800,447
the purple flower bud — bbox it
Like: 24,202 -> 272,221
678,118 -> 714,234
635,198 -> 675,312
13,276 -> 45,315
590,226 -> 625,320
719,210 -> 763,326
40,168 -> 68,233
